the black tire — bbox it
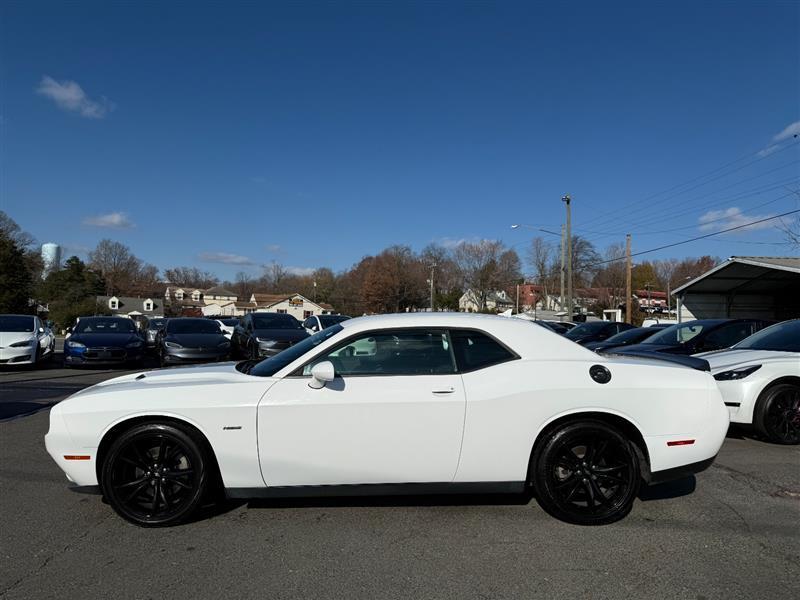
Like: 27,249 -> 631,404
754,383 -> 800,445
100,423 -> 209,527
531,420 -> 641,525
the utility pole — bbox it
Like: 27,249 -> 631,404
428,263 -> 436,312
645,282 -> 652,313
313,280 -> 317,303
625,234 -> 632,324
560,224 -> 565,313
515,283 -> 520,314
562,194 -> 573,319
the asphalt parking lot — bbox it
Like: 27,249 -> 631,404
1,349 -> 798,600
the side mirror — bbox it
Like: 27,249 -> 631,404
308,361 -> 335,389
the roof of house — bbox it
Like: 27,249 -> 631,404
97,296 -> 161,311
204,286 -> 237,296
251,293 -> 288,304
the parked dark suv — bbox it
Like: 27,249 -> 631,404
232,312 -> 309,360
612,319 -> 773,356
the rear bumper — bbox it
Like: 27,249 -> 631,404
649,455 -> 716,484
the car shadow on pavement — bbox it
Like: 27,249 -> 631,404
246,491 -> 537,511
639,476 -> 696,501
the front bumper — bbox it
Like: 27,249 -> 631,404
65,346 -> 144,365
0,346 -> 36,364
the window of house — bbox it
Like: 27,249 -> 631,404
276,309 -> 287,314
303,310 -> 313,319
144,300 -> 153,311
109,297 -> 118,310
302,329 -> 456,377
450,329 -> 517,372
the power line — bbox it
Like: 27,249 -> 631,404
586,209 -> 800,268
578,138 -> 800,230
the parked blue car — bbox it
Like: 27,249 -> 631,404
64,316 -> 145,367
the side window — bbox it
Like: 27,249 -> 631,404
450,329 -> 516,372
303,318 -> 314,329
303,329 -> 456,376
704,323 -> 755,350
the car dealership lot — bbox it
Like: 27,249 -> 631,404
1,365 -> 799,600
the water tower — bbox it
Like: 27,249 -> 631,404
41,243 -> 62,278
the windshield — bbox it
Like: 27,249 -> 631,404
252,314 -> 302,329
319,315 -> 350,327
734,320 -> 800,352
148,318 -> 167,330
642,322 -> 706,345
167,319 -> 222,334
247,324 -> 344,377
565,322 -> 609,339
75,318 -> 136,334
0,316 -> 34,332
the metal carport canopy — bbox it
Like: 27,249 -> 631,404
671,256 -> 800,320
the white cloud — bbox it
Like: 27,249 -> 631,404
772,120 -> 800,142
265,244 -> 282,253
82,212 -> 134,228
36,75 -> 114,119
698,207 -> 776,232
436,236 -> 485,249
757,144 -> 781,158
198,252 -> 255,266
285,266 -> 315,276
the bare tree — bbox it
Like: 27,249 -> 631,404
164,266 -> 219,289
527,237 -> 554,307
88,239 -> 144,295
453,240 -> 521,311
234,271 -> 254,300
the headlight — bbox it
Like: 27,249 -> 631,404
257,338 -> 277,347
218,341 -> 231,348
165,341 -> 183,349
714,365 -> 762,381
9,339 -> 35,348
126,340 -> 143,348
66,340 -> 85,349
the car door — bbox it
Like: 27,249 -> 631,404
257,328 -> 466,487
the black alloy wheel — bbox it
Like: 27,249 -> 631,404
755,383 -> 800,445
101,423 -> 208,526
531,420 -> 640,525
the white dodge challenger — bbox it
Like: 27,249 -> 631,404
698,319 -> 800,445
46,313 -> 729,527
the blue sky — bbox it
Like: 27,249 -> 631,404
1,1 -> 798,280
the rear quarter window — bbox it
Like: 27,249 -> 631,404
450,329 -> 517,372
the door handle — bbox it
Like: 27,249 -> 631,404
432,387 -> 455,394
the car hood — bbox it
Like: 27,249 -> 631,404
696,349 -> 798,372
69,333 -> 141,347
252,328 -> 308,342
166,333 -> 228,347
66,362 -> 260,399
0,332 -> 36,346
584,341 -> 621,351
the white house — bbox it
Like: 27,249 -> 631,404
249,293 -> 335,321
458,289 -> 514,313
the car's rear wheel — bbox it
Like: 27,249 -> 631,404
531,420 -> 640,525
101,423 -> 208,527
754,383 -> 800,445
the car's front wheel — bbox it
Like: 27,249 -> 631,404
100,423 -> 209,526
754,383 -> 800,445
531,420 -> 640,525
